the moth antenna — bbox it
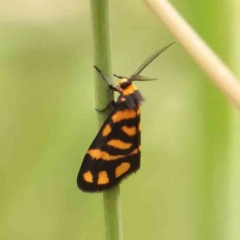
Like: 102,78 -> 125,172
114,74 -> 128,79
130,42 -> 175,79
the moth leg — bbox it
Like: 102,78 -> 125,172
95,100 -> 116,113
94,66 -> 121,93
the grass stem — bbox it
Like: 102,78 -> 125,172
90,1 -> 123,240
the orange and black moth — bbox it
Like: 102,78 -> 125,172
77,43 -> 174,192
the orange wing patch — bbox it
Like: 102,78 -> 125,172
102,124 -> 112,136
122,126 -> 137,136
88,148 -> 139,161
107,139 -> 132,149
111,109 -> 136,123
115,162 -> 131,177
83,171 -> 93,183
98,171 -> 109,184
137,107 -> 141,115
88,149 -> 123,161
130,148 -> 139,155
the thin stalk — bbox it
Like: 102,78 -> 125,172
90,1 -> 122,240
145,0 -> 240,110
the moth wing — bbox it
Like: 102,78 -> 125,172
77,102 -> 141,192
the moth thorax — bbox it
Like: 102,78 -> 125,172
117,77 -> 138,95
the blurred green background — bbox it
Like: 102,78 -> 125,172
1,1 -> 240,240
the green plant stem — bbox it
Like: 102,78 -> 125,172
90,1 -> 122,240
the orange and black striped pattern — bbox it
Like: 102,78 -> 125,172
77,43 -> 174,192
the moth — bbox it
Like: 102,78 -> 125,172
77,43 -> 174,192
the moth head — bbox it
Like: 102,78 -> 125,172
114,75 -> 154,95
114,78 -> 135,95
118,78 -> 131,90
115,75 -> 155,90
